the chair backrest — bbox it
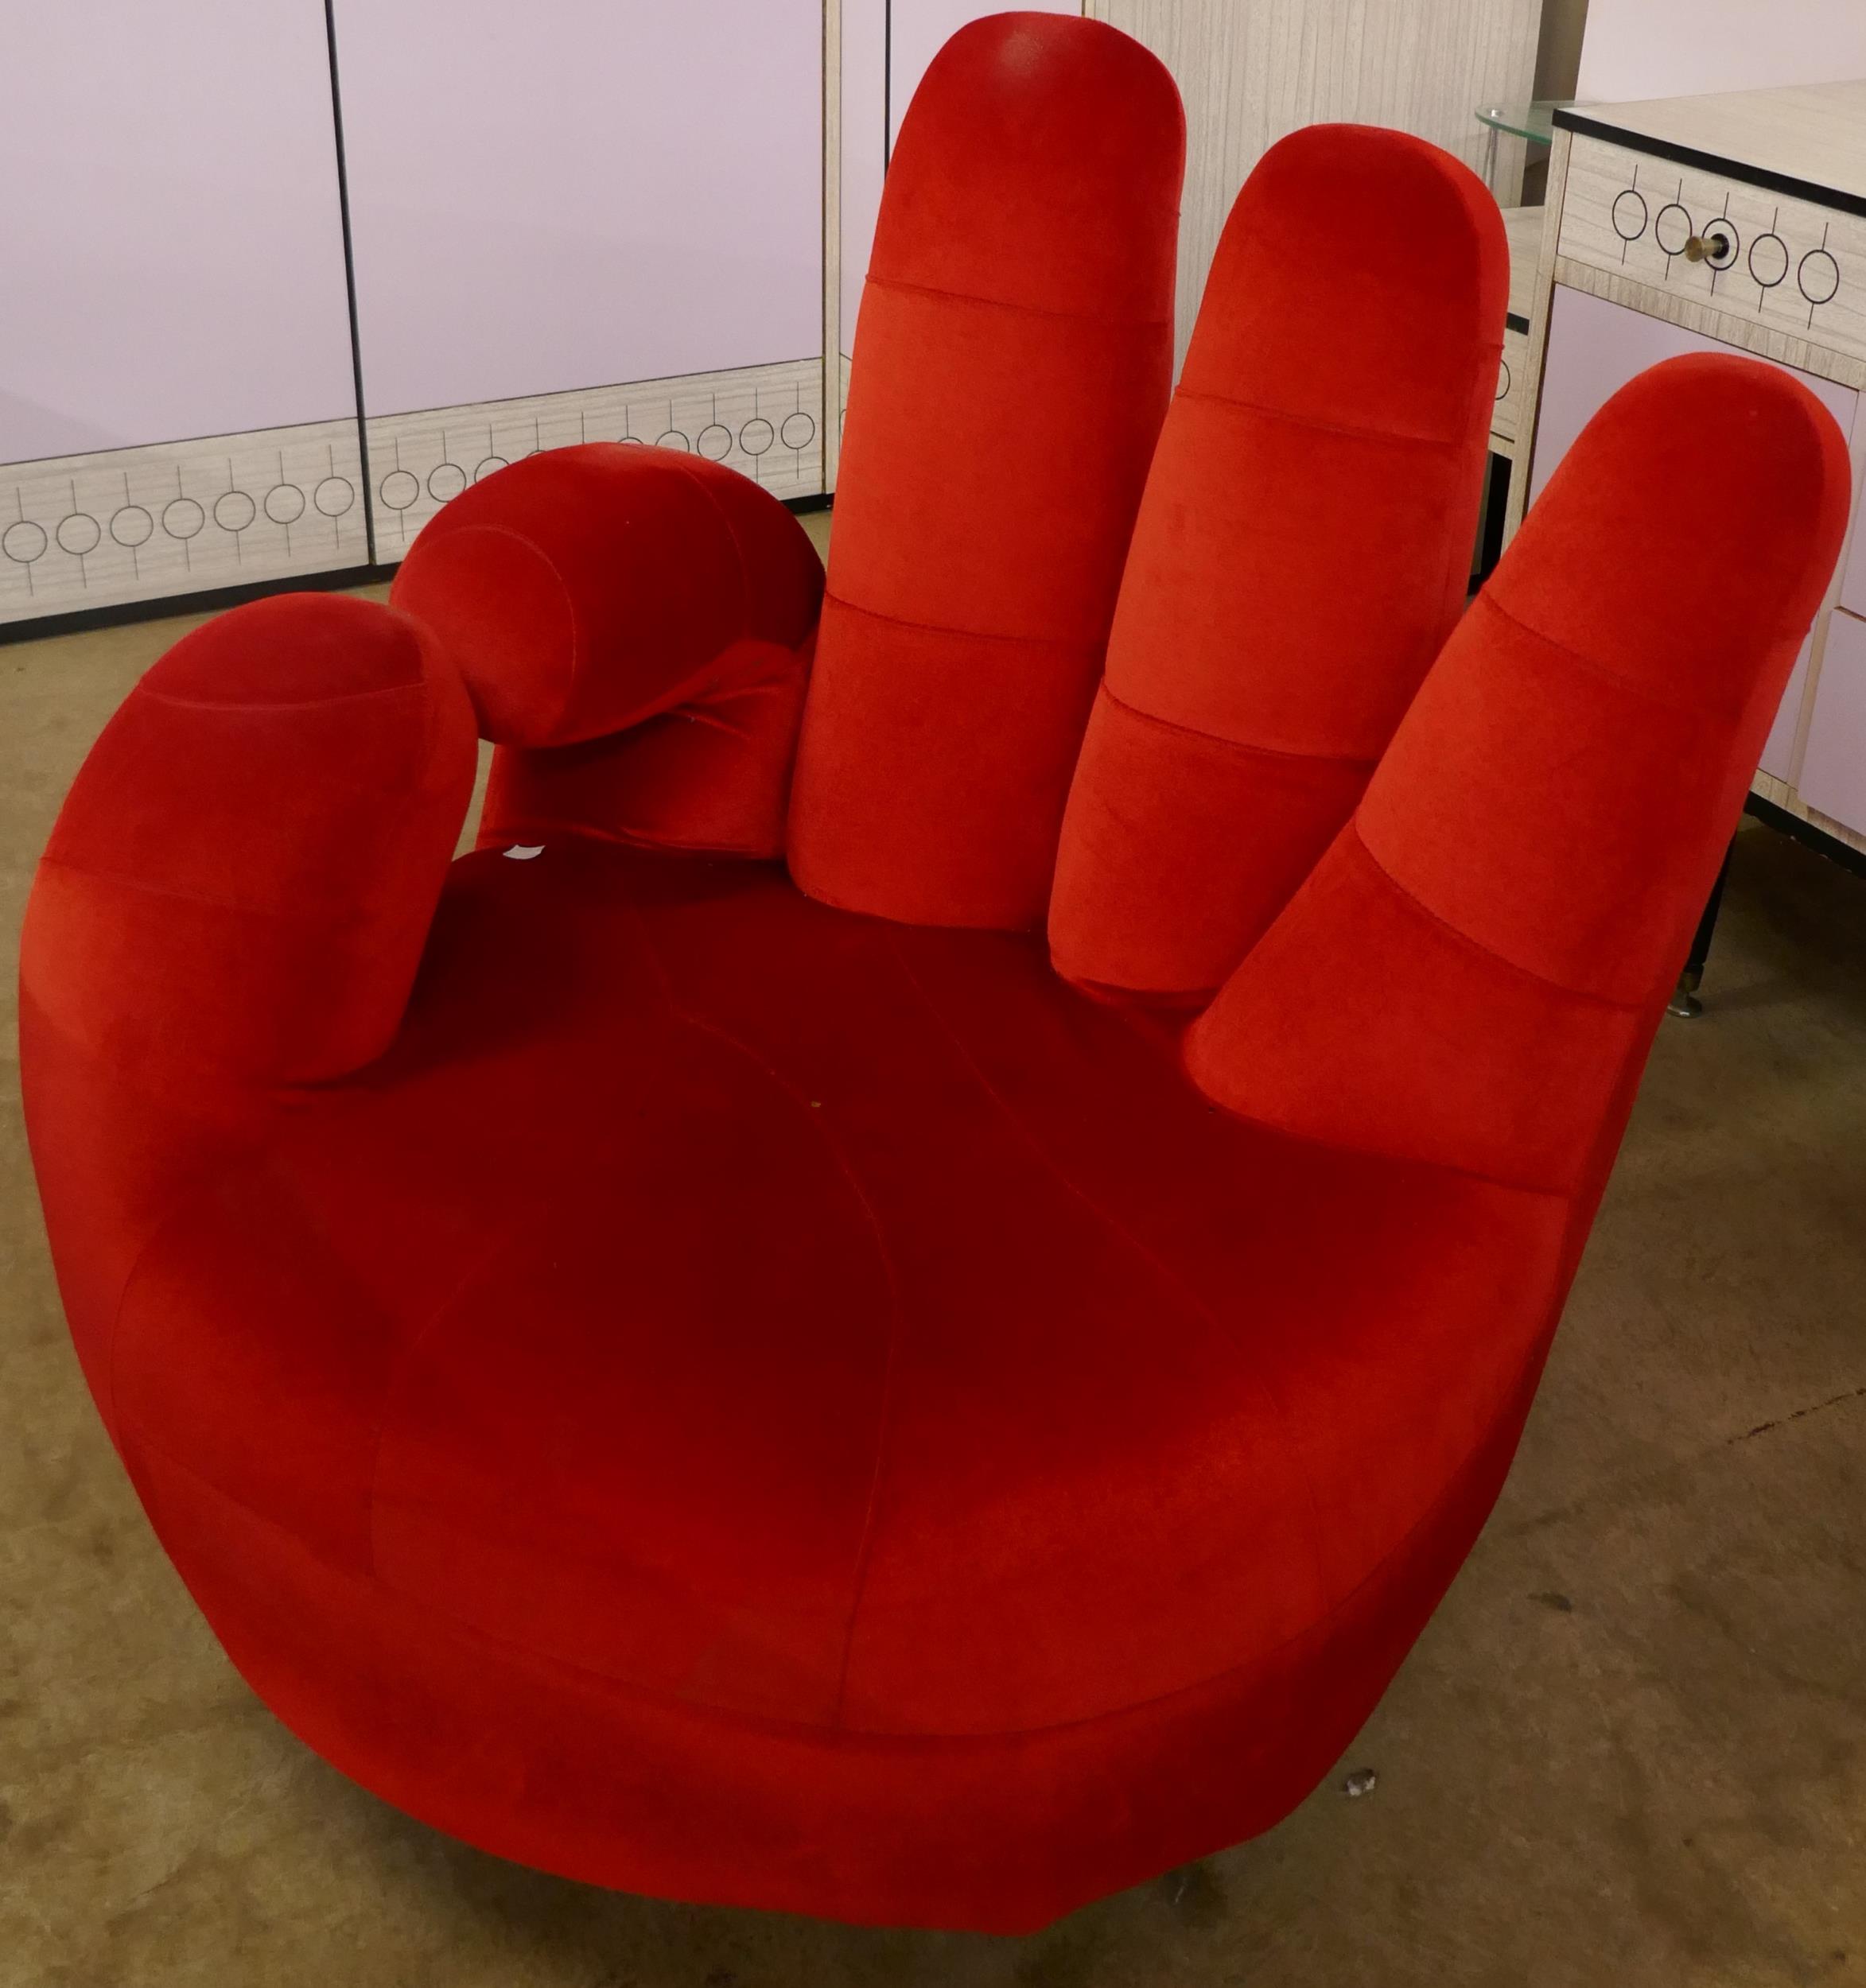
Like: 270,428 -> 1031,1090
1050,123 -> 1507,1002
787,12 -> 1185,930
1185,353 -> 1852,1198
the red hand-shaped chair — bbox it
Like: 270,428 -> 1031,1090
21,14 -> 1849,1935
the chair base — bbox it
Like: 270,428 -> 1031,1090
122,1342 -> 1546,1934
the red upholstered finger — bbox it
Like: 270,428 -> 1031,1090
391,444 -> 823,856
1188,355 -> 1852,1192
787,13 -> 1184,930
18,592 -> 475,1415
1050,125 -> 1507,1001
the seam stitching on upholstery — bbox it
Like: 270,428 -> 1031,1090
865,273 -> 1171,330
135,681 -> 426,715
1194,1089 -> 1576,1199
880,936 -> 1340,1622
426,519 -> 587,733
363,1229 -> 531,1581
663,453 -> 756,646
823,590 -> 1091,653
1351,827 -> 1642,1012
1476,592 -> 1740,719
621,906 -> 911,1733
34,852 -> 368,928
1096,682 -> 1378,770
1171,385 -> 1471,451
139,1322 -> 1559,1744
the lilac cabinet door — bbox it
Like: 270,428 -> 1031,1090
1530,285 -> 1858,505
1759,632 -> 1817,784
1800,609 -> 1866,836
0,1 -> 363,623
332,0 -> 826,542
1530,285 -> 1859,777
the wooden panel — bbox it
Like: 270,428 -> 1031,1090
1565,79 -> 1866,196
1491,326 -> 1530,447
365,359 -> 823,562
1559,134 -> 1866,366
1088,0 -> 1540,365
0,421 -> 367,629
1503,204 -> 1548,324
1799,607 -> 1866,837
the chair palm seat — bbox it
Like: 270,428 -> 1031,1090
117,841 -> 1566,1743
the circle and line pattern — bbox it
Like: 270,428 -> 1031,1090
1654,201 -> 1693,256
314,476 -> 355,518
162,497 -> 204,541
2,519 -> 48,564
56,512 -> 103,556
1749,232 -> 1790,288
112,504 -> 155,546
379,469 -> 420,511
213,491 -> 256,533
1799,248 -> 1840,306
1611,188 -> 1648,242
264,483 -> 305,525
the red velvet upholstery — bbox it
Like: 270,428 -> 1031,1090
787,14 -> 1184,929
1187,354 -> 1851,1193
1050,124 -> 1507,1000
17,28 -> 1853,1941
393,445 -> 825,858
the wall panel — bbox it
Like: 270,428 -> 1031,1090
1090,0 -> 1541,367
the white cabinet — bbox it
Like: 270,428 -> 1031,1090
0,2 -> 364,624
330,0 -> 826,550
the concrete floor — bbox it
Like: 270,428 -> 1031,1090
2,532 -> 1863,1986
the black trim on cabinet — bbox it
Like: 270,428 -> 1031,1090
0,564 -> 383,646
323,0 -> 377,565
1744,790 -> 1866,883
1553,108 -> 1866,223
883,0 -> 893,168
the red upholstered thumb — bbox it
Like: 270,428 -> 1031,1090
1187,354 -> 1852,1192
21,592 -> 474,1094
391,445 -> 824,858
18,593 -> 476,1416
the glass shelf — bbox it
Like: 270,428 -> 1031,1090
1475,100 -> 1569,147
